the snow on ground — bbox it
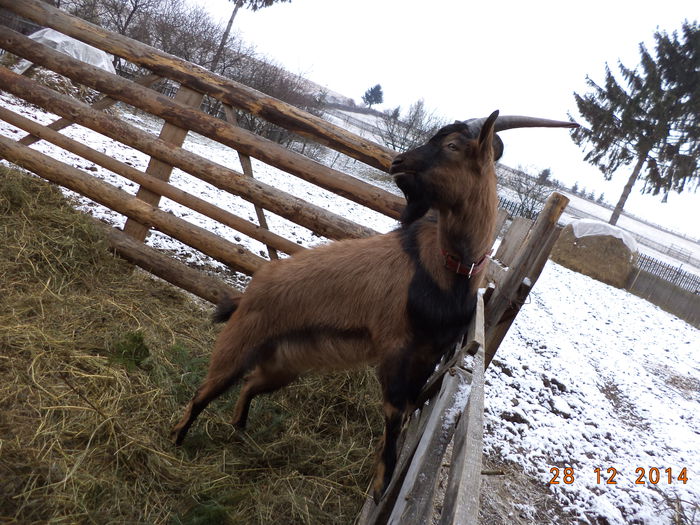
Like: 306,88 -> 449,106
486,261 -> 699,524
1,92 -> 698,524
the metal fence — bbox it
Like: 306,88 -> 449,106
636,253 -> 700,293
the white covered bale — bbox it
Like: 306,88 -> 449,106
13,28 -> 116,75
551,219 -> 638,288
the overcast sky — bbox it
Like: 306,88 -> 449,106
192,0 -> 698,237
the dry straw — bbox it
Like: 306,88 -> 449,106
0,167 -> 381,524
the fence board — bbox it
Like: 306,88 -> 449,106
0,26 -> 404,220
485,192 -> 569,367
0,0 -> 397,172
0,105 -> 303,257
0,68 -> 374,242
495,216 -> 533,266
0,135 -> 267,275
123,84 -> 204,242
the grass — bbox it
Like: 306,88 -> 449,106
0,167 -> 382,524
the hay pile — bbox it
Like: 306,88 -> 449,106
551,223 -> 637,288
0,167 -> 381,524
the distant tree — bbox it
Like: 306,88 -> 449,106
596,193 -> 606,204
377,99 -> 445,151
571,20 -> 699,225
510,167 -> 550,219
362,84 -> 383,108
537,168 -> 552,186
571,182 -> 580,195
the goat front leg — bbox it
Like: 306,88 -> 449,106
372,400 -> 405,503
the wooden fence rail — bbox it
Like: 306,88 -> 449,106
0,2 -> 570,520
0,0 -> 397,173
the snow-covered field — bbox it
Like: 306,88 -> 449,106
1,92 -> 698,524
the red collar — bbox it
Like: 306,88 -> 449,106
441,250 -> 490,278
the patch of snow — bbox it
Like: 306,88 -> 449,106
571,218 -> 638,253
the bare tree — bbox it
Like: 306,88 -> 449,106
509,167 -> 550,219
377,99 -> 445,152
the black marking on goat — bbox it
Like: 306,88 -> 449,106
212,295 -> 241,323
399,219 -> 477,350
395,172 -> 432,225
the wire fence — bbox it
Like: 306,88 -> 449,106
498,195 -> 542,221
635,253 -> 700,293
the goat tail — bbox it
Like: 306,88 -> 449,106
212,293 -> 241,323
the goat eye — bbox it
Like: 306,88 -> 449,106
447,143 -> 458,151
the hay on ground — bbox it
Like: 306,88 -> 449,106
0,167 -> 381,524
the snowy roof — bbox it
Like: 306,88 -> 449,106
14,28 -> 115,75
571,218 -> 638,252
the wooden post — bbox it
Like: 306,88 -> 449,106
123,85 -> 204,242
0,68 -> 376,241
484,192 -> 569,367
223,104 -> 279,260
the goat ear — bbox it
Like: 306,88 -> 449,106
395,173 -> 431,225
477,110 -> 500,161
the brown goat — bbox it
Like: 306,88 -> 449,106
171,111 -> 575,501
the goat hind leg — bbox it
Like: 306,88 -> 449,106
170,372 -> 240,445
231,362 -> 299,429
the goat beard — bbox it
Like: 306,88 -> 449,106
394,172 -> 431,226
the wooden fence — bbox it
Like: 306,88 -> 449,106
0,1 -> 569,521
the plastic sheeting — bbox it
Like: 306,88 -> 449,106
14,28 -> 115,75
570,219 -> 638,252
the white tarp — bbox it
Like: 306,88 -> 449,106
14,28 -> 115,75
571,219 -> 638,252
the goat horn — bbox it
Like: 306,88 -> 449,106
463,115 -> 578,135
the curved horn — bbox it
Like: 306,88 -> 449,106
462,115 -> 578,136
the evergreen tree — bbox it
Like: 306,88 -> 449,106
362,84 -> 384,108
571,20 -> 699,225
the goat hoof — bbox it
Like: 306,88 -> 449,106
170,427 -> 185,446
372,475 -> 387,504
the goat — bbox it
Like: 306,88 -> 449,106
170,111 -> 576,501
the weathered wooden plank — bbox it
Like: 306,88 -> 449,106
484,258 -> 508,288
0,105 -> 303,256
0,25 -> 405,220
388,367 -> 472,525
0,0 -> 397,173
123,84 -> 204,242
357,399 -> 436,525
97,221 -> 240,305
494,216 -> 533,266
0,134 -> 266,275
439,345 -> 485,525
0,67 -> 375,241
492,207 -> 509,242
18,73 -> 161,146
484,192 -> 568,367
